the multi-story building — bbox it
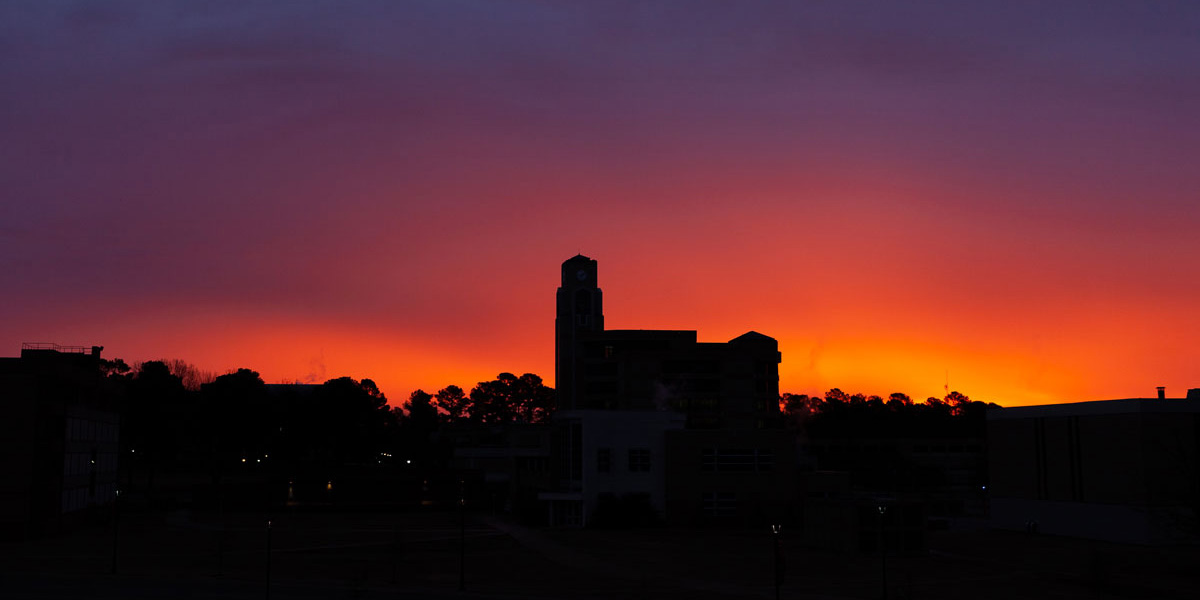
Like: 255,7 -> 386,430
987,390 -> 1200,544
0,344 -> 120,538
547,255 -> 796,526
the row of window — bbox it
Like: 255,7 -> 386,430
679,397 -> 720,409
67,417 -> 118,443
61,482 -> 115,513
592,448 -> 777,474
586,380 -> 619,395
63,451 -> 116,476
517,457 -> 549,473
596,448 -> 652,473
913,444 -> 983,454
805,443 -> 982,455
701,448 -> 775,472
662,359 -> 721,375
576,356 -> 775,376
701,491 -> 737,517
586,380 -> 780,398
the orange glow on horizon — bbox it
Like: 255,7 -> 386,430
4,4 -> 1197,409
65,266 -> 1199,410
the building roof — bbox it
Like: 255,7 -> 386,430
563,254 -> 594,265
729,330 -> 777,345
987,397 -> 1200,420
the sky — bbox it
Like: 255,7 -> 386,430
3,1 -> 1199,407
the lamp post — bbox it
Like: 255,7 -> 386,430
878,505 -> 888,600
771,524 -> 783,600
458,479 -> 466,592
110,488 -> 120,574
265,519 -> 272,600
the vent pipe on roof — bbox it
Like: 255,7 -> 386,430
1156,386 -> 1165,400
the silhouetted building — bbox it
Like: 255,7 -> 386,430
546,255 -> 795,526
799,436 -> 988,525
556,255 -> 781,425
447,423 -> 554,521
988,392 -> 1200,544
798,471 -> 926,555
0,344 -> 120,538
794,431 -> 983,553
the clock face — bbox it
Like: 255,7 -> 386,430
576,269 -> 588,281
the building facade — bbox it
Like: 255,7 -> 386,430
988,393 -> 1200,544
0,344 -> 120,538
547,255 -> 795,526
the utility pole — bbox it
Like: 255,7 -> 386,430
458,479 -> 466,591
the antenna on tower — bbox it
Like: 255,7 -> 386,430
944,370 -> 949,396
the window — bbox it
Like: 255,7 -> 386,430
556,500 -> 582,527
701,448 -> 775,472
597,448 -> 611,473
628,448 -> 651,472
702,492 -> 737,517
682,379 -> 720,393
586,362 -> 618,377
519,457 -> 548,473
689,415 -> 722,429
567,423 -> 583,481
662,360 -> 719,374
586,380 -> 619,394
88,449 -> 97,496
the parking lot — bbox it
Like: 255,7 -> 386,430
3,508 -> 1198,599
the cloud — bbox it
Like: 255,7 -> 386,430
303,350 -> 327,384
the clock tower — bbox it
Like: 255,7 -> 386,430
556,254 -> 603,410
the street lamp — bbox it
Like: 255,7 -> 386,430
459,479 -> 466,591
878,505 -> 888,600
771,524 -> 783,600
266,519 -> 273,600
111,488 -> 120,574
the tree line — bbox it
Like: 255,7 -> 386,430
779,388 -> 1001,438
102,357 -> 555,502
105,353 -> 997,504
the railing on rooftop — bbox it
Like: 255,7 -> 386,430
21,342 -> 90,354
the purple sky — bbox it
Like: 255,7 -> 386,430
3,1 -> 1199,405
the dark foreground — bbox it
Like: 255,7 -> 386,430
2,509 -> 1197,599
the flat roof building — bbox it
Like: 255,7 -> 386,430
0,344 -> 120,538
988,392 -> 1200,544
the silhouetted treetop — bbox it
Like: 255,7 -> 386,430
402,389 -> 438,431
434,385 -> 469,423
160,358 -> 216,391
198,368 -> 271,469
100,357 -> 131,378
467,373 -> 555,424
781,388 -> 1000,438
312,376 -> 393,464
